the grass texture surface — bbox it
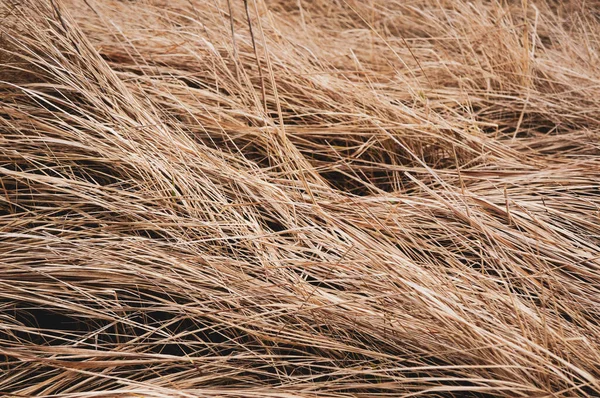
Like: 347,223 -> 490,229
1,0 -> 600,396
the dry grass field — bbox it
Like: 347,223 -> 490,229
1,0 -> 600,396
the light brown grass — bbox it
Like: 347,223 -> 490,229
1,0 -> 599,396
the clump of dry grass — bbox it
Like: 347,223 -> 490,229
1,0 -> 599,396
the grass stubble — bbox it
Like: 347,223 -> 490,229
0,0 -> 599,396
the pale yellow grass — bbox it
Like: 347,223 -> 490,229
1,0 -> 599,396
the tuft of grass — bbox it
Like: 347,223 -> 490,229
1,0 -> 599,396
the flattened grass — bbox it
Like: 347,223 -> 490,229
1,0 -> 599,396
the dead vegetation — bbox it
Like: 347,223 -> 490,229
1,0 -> 599,396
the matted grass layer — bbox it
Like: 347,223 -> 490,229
1,0 -> 599,396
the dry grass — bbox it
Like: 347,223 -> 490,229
1,0 -> 599,396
